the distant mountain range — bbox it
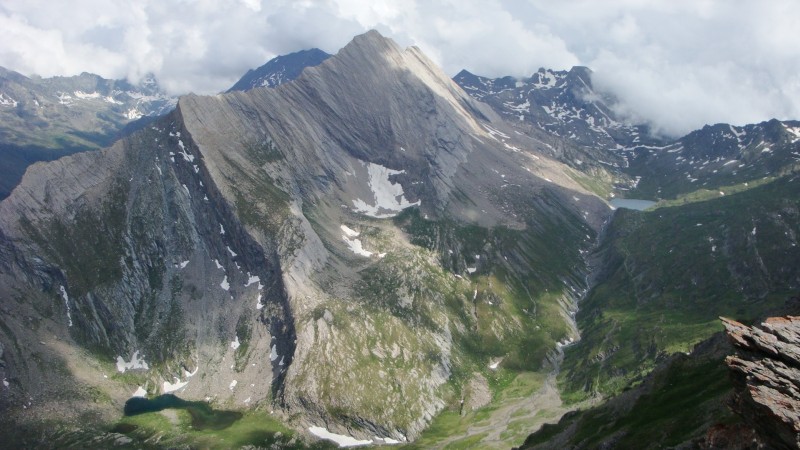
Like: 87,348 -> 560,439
0,48 -> 333,200
0,68 -> 175,199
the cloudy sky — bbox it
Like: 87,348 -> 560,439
1,0 -> 799,136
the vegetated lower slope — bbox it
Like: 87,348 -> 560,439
560,172 -> 800,401
520,332 -> 737,449
0,67 -> 176,199
521,298 -> 800,450
0,30 -> 612,447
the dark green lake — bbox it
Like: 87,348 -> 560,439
124,394 -> 242,430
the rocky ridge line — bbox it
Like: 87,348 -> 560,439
723,315 -> 800,449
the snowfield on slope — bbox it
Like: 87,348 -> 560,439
352,162 -> 420,218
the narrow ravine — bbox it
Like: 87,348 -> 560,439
428,292 -> 593,448
424,233 -> 605,449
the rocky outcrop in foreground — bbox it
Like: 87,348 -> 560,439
723,316 -> 800,449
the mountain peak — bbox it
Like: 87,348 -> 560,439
353,29 -> 394,46
228,48 -> 331,92
336,29 -> 403,63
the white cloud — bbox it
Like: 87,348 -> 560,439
0,0 -> 798,136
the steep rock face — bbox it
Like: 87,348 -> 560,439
723,316 -> 800,449
0,114 -> 292,431
0,30 -> 612,443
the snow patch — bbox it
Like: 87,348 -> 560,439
132,386 -> 147,398
245,274 -> 260,287
231,336 -> 240,350
342,236 -> 373,257
340,224 -> 376,257
270,344 -> 278,362
483,124 -> 510,139
0,93 -> 18,107
163,377 -> 188,393
256,294 -> 265,310
229,380 -> 237,390
227,246 -> 238,257
340,224 -> 360,237
116,351 -> 149,373
175,140 -> 195,163
784,124 -> 800,143
214,259 -> 224,270
220,275 -> 230,291
351,162 -> 420,218
74,90 -> 101,99
125,108 -> 142,120
556,337 -> 576,348
59,286 -> 73,327
308,426 -> 372,447
178,260 -> 189,269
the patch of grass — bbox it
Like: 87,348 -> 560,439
408,371 -> 546,449
114,405 -> 332,449
233,313 -> 253,372
651,177 -> 775,208
404,411 -> 473,449
242,138 -> 284,165
524,350 -> 737,449
221,153 -> 291,237
21,178 -> 129,297
566,166 -> 614,198
442,433 -> 489,449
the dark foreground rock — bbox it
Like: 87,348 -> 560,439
723,316 -> 800,449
